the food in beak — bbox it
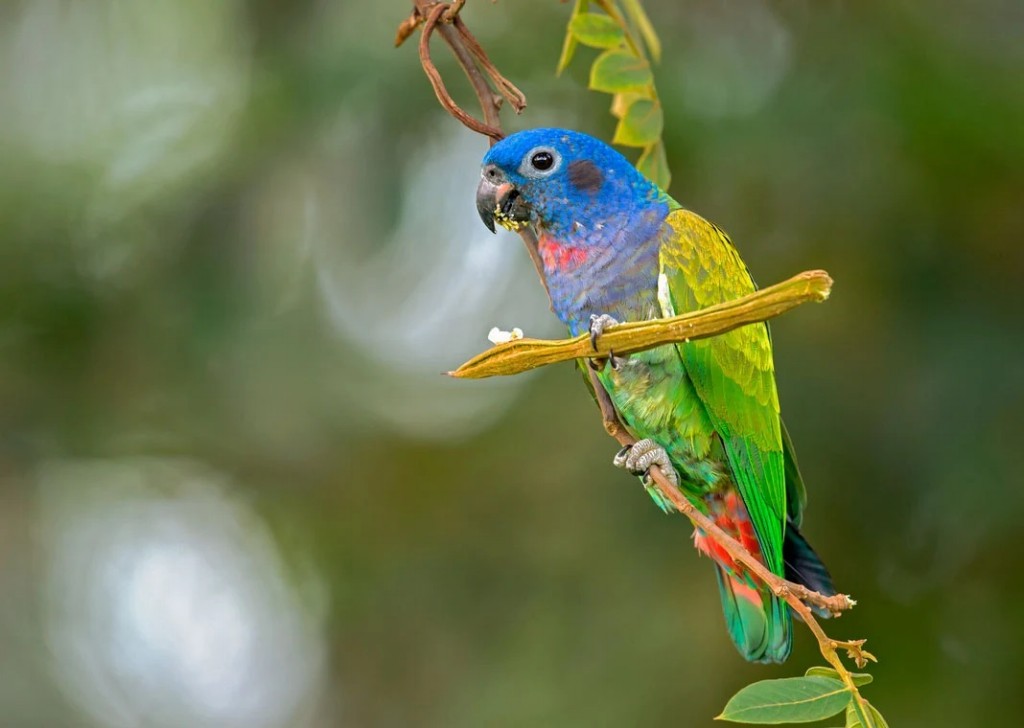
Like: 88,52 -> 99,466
476,175 -> 531,233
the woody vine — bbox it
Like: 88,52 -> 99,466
397,2 -> 887,726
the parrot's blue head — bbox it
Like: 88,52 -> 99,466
476,128 -> 664,241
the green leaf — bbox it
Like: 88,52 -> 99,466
613,98 -> 663,147
556,0 -> 590,75
569,12 -> 624,49
589,49 -> 653,94
845,701 -> 889,728
717,677 -> 851,724
610,90 -> 653,118
805,667 -> 874,687
610,92 -> 641,119
621,0 -> 662,62
637,140 -> 670,189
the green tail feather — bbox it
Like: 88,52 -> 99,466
714,566 -> 792,664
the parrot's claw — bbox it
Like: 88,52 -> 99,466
613,439 -> 679,489
588,314 -> 629,371
587,349 -> 628,372
588,313 -> 620,350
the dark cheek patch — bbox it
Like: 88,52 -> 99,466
567,160 -> 604,193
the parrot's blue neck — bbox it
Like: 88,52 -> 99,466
541,202 -> 668,336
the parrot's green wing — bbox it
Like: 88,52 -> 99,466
657,208 -> 786,576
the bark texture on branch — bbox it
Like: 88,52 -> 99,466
449,269 -> 832,379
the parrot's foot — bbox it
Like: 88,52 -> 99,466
589,313 -> 620,350
587,352 -> 628,372
588,314 -> 628,371
613,439 -> 679,489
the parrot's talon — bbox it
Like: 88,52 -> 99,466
612,439 -> 679,488
588,314 -> 628,371
587,352 -> 627,371
588,313 -> 620,351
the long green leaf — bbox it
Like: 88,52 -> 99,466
718,677 -> 851,724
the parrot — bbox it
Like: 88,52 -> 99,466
474,128 -> 835,663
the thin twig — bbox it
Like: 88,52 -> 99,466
418,4 -> 504,139
452,17 -> 527,112
412,0 -> 526,133
442,0 -> 466,22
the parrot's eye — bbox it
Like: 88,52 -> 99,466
520,146 -> 561,178
531,151 -> 554,170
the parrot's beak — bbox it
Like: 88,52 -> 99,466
476,165 -> 531,233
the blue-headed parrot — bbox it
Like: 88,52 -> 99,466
475,128 -> 835,663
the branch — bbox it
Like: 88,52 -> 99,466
449,269 -> 831,379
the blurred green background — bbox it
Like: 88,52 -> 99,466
1,1 -> 1021,726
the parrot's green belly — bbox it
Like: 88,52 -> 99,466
597,344 -> 727,505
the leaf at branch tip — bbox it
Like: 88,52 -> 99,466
717,676 -> 850,724
613,98 -> 663,147
569,12 -> 624,49
589,49 -> 653,94
637,140 -> 670,188
805,667 -> 873,687
845,701 -> 889,728
621,0 -> 662,62
556,0 -> 590,75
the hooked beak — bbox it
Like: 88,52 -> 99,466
476,164 -> 531,233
